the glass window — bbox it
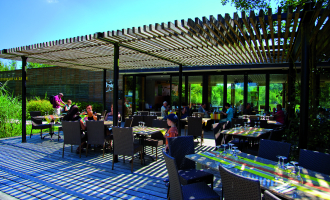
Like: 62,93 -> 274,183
269,74 -> 287,112
188,76 -> 203,111
227,75 -> 244,112
319,71 -> 330,109
248,74 -> 266,112
124,76 -> 133,116
135,76 -> 145,111
171,76 -> 185,108
209,75 -> 224,112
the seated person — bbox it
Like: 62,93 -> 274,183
198,103 -> 210,117
85,104 -> 97,121
181,102 -> 190,119
105,103 -> 121,121
273,104 -> 285,124
243,103 -> 252,115
164,114 -> 178,151
220,103 -> 234,123
161,101 -> 170,117
62,100 -> 72,115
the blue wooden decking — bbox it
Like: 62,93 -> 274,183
0,133 -> 222,199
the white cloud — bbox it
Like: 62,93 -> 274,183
47,0 -> 59,3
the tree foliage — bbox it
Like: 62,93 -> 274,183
0,60 -> 17,71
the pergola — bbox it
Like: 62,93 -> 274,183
1,2 -> 330,149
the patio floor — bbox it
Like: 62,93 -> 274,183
0,129 -> 222,200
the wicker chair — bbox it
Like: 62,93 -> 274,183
144,115 -> 157,127
112,127 -> 143,173
264,190 -> 281,200
219,164 -> 261,200
231,118 -> 248,127
162,150 -> 220,200
62,121 -> 85,158
131,116 -> 144,127
167,136 -> 214,198
124,118 -> 133,127
30,111 -> 52,139
258,139 -> 291,162
250,120 -> 268,128
299,149 -> 330,175
213,121 -> 231,146
187,117 -> 204,146
143,119 -> 166,161
86,121 -> 107,157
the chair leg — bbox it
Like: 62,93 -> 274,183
155,146 -> 158,161
40,130 -> 43,139
30,129 -> 33,138
112,155 -> 115,170
103,142 -> 105,158
79,146 -> 81,158
152,147 -> 153,154
86,142 -> 88,157
140,151 -> 143,165
71,145 -> 73,152
167,183 -> 170,199
62,143 -> 65,158
131,156 -> 134,173
123,155 -> 125,163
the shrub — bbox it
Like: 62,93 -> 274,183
75,101 -> 103,113
0,82 -> 22,138
27,97 -> 53,119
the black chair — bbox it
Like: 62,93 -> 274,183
86,121 -> 106,157
299,149 -> 330,175
264,190 -> 281,200
250,120 -> 268,128
269,127 -> 285,141
131,116 -> 144,127
162,150 -> 220,200
167,136 -> 214,198
124,118 -> 133,127
219,164 -> 261,200
112,127 -> 143,173
143,119 -> 166,160
62,121 -> 85,158
187,117 -> 204,146
213,121 -> 231,146
144,115 -> 157,127
258,139 -> 291,162
231,118 -> 247,127
30,111 -> 52,139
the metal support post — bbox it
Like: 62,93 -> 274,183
103,69 -> 106,111
178,64 -> 182,135
22,56 -> 27,143
113,43 -> 119,126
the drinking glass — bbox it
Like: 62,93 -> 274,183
290,161 -> 298,174
266,116 -> 269,120
222,144 -> 228,156
258,121 -> 261,128
281,156 -> 287,169
228,143 -> 234,152
54,114 -> 59,123
276,155 -> 282,167
216,145 -> 221,157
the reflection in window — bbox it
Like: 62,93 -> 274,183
248,74 -> 266,112
188,76 -> 203,111
171,76 -> 185,107
209,75 -> 224,112
227,75 -> 244,113
269,74 -> 287,112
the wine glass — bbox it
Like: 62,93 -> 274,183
222,144 -> 228,156
258,121 -> 261,128
232,147 -> 238,159
276,155 -> 282,167
228,143 -> 234,152
216,145 -> 221,157
290,161 -> 298,174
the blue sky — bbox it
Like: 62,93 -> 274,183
0,0 -> 278,67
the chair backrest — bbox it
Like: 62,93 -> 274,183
112,127 -> 134,156
167,136 -> 195,170
250,120 -> 268,128
162,150 -> 183,200
219,165 -> 261,200
299,149 -> 330,175
62,121 -> 82,145
192,112 -> 204,118
131,116 -> 144,127
258,139 -> 291,162
269,128 -> 284,141
264,190 -> 281,200
144,115 -> 157,127
137,111 -> 149,116
30,111 -> 42,126
124,118 -> 133,127
86,121 -> 105,145
231,118 -> 247,127
152,119 -> 168,128
187,117 -> 202,137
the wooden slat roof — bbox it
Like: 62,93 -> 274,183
1,3 -> 330,71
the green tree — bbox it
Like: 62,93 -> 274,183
0,60 -> 16,71
27,62 -> 53,69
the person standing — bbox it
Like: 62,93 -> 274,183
161,101 -> 170,117
53,93 -> 65,115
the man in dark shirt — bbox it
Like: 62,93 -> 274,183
243,103 -> 252,115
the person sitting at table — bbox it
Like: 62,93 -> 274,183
63,105 -> 87,153
84,104 -> 97,121
105,103 -> 121,121
161,101 -> 170,118
181,102 -> 190,119
273,104 -> 285,124
198,103 -> 210,117
220,103 -> 234,123
164,114 -> 178,151
62,100 -> 72,115
243,103 -> 252,115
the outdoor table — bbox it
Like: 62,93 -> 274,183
132,126 -> 167,162
239,115 -> 275,120
103,120 -> 122,126
33,115 -> 62,140
220,127 -> 272,138
180,117 -> 211,125
186,151 -> 330,200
